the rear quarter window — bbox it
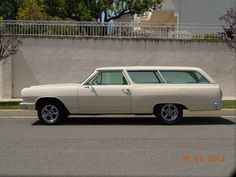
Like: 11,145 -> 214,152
160,70 -> 210,84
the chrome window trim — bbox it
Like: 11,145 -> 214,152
157,70 -> 167,83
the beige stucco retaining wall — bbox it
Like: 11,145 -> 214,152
0,38 -> 235,99
0,57 -> 12,98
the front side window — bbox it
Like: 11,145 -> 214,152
160,70 -> 210,84
128,71 -> 163,84
86,70 -> 127,85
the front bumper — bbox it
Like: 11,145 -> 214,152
20,102 -> 35,110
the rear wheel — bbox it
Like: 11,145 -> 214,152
154,104 -> 183,124
37,101 -> 66,125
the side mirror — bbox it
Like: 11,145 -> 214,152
84,83 -> 93,88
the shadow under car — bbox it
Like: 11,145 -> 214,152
32,116 -> 236,126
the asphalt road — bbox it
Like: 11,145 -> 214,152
0,116 -> 235,177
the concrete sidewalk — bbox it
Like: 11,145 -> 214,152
0,98 -> 23,102
0,109 -> 235,117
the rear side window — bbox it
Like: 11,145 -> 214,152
160,70 -> 210,83
128,71 -> 163,84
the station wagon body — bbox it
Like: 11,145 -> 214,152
21,66 -> 222,124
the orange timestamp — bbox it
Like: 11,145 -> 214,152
180,155 -> 224,163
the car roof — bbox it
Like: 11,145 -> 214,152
96,66 -> 202,71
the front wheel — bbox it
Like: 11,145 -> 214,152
154,104 -> 183,125
37,102 -> 66,125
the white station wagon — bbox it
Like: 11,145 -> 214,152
21,66 -> 222,125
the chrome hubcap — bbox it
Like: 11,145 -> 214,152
41,105 -> 59,123
161,104 -> 178,121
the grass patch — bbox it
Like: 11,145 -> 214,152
0,100 -> 235,109
0,101 -> 20,109
223,100 -> 236,109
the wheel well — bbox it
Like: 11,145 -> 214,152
153,103 -> 188,113
35,97 -> 70,115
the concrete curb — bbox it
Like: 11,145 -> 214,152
0,109 -> 235,117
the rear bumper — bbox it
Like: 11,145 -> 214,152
214,100 -> 223,110
20,102 -> 35,110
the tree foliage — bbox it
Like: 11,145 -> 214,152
0,0 -> 22,20
16,0 -> 47,20
43,0 -> 162,22
220,4 -> 236,53
0,32 -> 22,64
106,0 -> 162,21
43,0 -> 94,21
1,0 -> 162,21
